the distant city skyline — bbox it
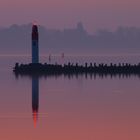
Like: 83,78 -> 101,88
0,0 -> 140,32
0,23 -> 140,55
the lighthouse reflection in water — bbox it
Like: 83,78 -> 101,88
32,76 -> 39,127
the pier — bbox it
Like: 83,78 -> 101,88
13,24 -> 140,77
13,62 -> 140,77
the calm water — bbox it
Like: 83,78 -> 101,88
1,55 -> 140,140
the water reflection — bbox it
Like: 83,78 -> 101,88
14,74 -> 48,127
12,71 -> 140,140
14,72 -> 140,128
32,76 -> 39,127
15,72 -> 140,80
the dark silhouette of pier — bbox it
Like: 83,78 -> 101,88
13,62 -> 140,77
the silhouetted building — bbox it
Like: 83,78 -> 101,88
32,24 -> 39,63
32,76 -> 39,127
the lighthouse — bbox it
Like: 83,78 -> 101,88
32,24 -> 39,63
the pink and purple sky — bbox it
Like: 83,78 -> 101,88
0,0 -> 140,32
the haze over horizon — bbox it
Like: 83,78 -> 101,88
0,23 -> 140,55
0,0 -> 140,32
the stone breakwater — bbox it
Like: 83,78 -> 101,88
13,62 -> 140,77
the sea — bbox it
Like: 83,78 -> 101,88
0,54 -> 140,140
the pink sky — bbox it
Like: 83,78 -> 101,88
0,0 -> 140,32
